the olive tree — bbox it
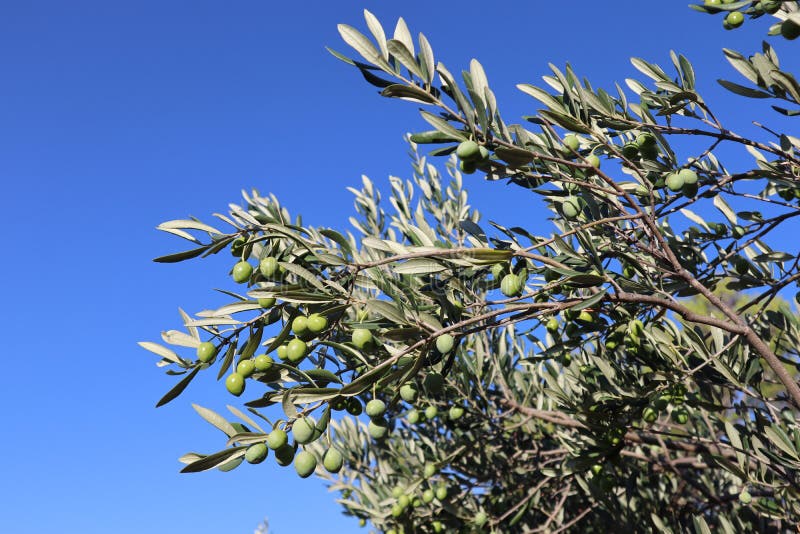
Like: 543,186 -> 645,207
141,3 -> 800,532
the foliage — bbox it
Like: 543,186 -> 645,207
142,3 -> 800,532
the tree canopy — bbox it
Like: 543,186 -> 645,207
142,3 -> 800,532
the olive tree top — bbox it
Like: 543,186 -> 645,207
142,3 -> 800,532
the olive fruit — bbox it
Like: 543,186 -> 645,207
307,313 -> 328,334
423,463 -> 437,478
291,316 -> 308,336
225,373 -> 245,396
671,407 -> 689,425
678,168 -> 698,186
474,511 -> 488,527
665,172 -> 684,192
724,11 -> 744,29
406,409 -> 421,424
276,344 -> 289,361
196,341 -> 216,363
232,261 -> 253,284
435,333 -> 455,353
236,359 -> 256,378
368,418 -> 389,439
323,447 -> 344,473
286,338 -> 308,363
734,256 -> 749,275
294,450 -> 317,478
254,354 -> 274,371
585,154 -> 601,169
292,416 -> 317,444
230,236 -> 246,257
637,133 -> 659,159
245,443 -> 268,464
351,328 -> 373,349
365,399 -> 387,418
459,160 -> 476,175
500,273 -> 523,297
739,489 -> 752,504
642,406 -> 658,423
546,317 -> 560,333
266,428 -> 288,450
448,405 -> 465,420
561,196 -> 581,220
636,132 -> 657,148
399,383 -> 418,403
435,485 -> 448,500
397,494 -> 410,509
424,372 -> 445,394
456,140 -> 481,161
259,257 -> 279,278
422,488 -> 435,504
576,311 -> 594,324
346,398 -> 363,416
274,444 -> 295,466
258,297 -> 276,308
424,405 -> 438,419
621,142 -> 639,159
563,134 -> 580,152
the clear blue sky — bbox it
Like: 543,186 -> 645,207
0,2 -> 791,533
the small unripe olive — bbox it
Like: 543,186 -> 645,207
368,418 -> 389,439
258,297 -> 276,308
294,450 -> 317,478
563,134 -> 580,152
323,447 -> 344,473
307,313 -> 328,333
456,140 -> 481,161
274,444 -> 295,466
236,359 -> 256,378
435,333 -> 455,353
259,257 -> 279,278
399,383 -> 418,403
232,261 -> 253,283
286,338 -> 308,363
292,416 -> 317,444
500,273 -> 523,297
291,316 -> 308,336
266,428 -> 288,450
276,344 -> 289,361
448,405 -> 465,420
423,463 -> 437,478
254,354 -> 274,371
351,328 -> 373,349
196,341 -> 216,363
561,196 -> 581,220
245,443 -> 268,464
225,373 -> 245,396
365,399 -> 387,418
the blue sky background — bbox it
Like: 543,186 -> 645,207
1,2 -> 795,533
